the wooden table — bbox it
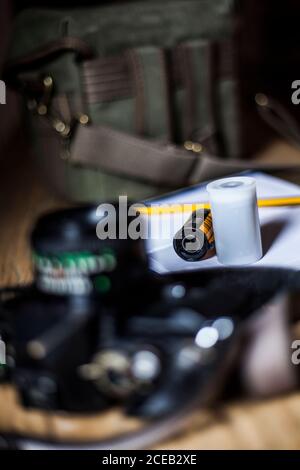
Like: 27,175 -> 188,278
0,137 -> 300,449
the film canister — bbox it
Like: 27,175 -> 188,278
173,208 -> 215,261
206,176 -> 262,266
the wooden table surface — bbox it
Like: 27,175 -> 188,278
1,137 -> 300,449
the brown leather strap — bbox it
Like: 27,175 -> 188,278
82,47 -> 184,103
70,122 -> 300,187
82,55 -> 132,104
6,37 -> 93,72
4,37 -> 94,90
179,40 -> 217,148
71,124 -> 197,187
127,46 -> 173,140
81,48 -> 186,106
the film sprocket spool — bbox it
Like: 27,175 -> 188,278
0,204 -> 298,448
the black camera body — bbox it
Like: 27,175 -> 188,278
0,205 -> 297,420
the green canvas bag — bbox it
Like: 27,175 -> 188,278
5,1 -> 294,202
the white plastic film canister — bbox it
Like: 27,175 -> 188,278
206,176 -> 262,266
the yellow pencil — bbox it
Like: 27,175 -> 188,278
137,196 -> 300,216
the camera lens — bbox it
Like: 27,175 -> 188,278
31,204 -> 149,297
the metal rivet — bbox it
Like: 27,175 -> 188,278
78,114 -> 89,125
255,93 -> 269,107
37,104 -> 47,115
184,141 -> 203,153
184,140 -> 194,151
43,76 -> 53,88
192,143 -> 203,153
61,124 -> 71,137
54,120 -> 66,133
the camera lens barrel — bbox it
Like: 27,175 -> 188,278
31,205 -> 148,297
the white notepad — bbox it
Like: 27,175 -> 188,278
146,172 -> 300,273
